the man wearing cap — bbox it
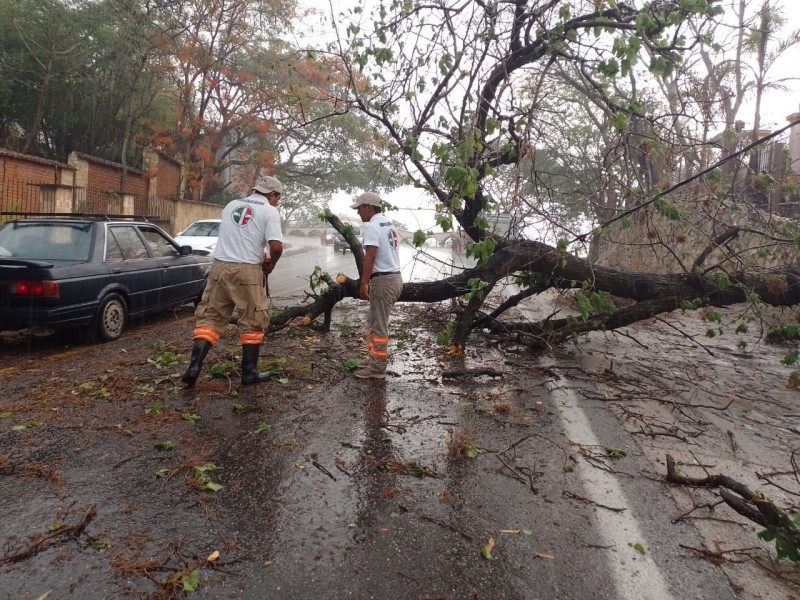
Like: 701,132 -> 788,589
351,191 -> 403,379
182,175 -> 284,387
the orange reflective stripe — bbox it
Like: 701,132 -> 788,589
193,327 -> 220,345
371,336 -> 389,345
240,332 -> 264,345
370,348 -> 388,358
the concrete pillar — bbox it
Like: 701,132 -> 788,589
55,187 -> 73,212
66,152 -> 88,189
787,105 -> 800,174
122,194 -> 135,215
142,146 -> 158,200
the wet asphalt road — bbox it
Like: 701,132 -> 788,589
0,238 -> 754,598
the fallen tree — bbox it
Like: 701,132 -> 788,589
270,228 -> 800,349
268,0 -> 800,353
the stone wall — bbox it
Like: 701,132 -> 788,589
173,201 -> 223,235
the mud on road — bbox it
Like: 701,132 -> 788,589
1,296 -> 800,599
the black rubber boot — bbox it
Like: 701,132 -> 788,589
241,344 -> 271,386
181,339 -> 212,386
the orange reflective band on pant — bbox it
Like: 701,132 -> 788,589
369,334 -> 389,359
193,327 -> 220,345
240,331 -> 265,345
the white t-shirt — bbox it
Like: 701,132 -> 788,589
363,213 -> 401,273
213,192 -> 282,264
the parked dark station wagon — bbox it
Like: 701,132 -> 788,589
0,214 -> 212,341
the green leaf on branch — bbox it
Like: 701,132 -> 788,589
466,238 -> 496,267
611,113 -> 629,133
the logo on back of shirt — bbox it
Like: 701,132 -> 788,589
232,206 -> 255,227
388,228 -> 399,248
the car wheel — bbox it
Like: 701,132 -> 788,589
95,293 -> 128,342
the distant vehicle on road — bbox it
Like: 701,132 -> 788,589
174,219 -> 221,255
0,214 -> 211,341
321,227 -> 339,246
332,224 -> 363,252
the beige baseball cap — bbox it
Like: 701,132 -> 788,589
350,191 -> 382,209
252,175 -> 284,195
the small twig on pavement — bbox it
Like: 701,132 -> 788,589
679,544 -> 757,564
419,514 -> 473,541
654,316 -> 715,356
727,430 -> 738,453
312,460 -> 336,481
0,506 -> 97,564
562,490 -> 626,512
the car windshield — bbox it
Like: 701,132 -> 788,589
0,222 -> 93,262
182,221 -> 219,237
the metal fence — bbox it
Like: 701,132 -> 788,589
2,181 -> 176,229
0,179 -> 43,213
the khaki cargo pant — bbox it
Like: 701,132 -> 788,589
366,273 -> 403,369
193,260 -> 269,346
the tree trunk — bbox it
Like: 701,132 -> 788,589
270,238 -> 800,350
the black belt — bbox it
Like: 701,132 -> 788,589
371,271 -> 400,278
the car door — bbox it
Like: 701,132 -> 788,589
105,225 -> 162,313
138,225 -> 205,306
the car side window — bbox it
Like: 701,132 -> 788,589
108,226 -> 149,260
139,226 -> 179,258
106,236 -> 124,262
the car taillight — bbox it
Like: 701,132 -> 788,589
9,281 -> 60,297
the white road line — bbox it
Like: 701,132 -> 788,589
546,372 -> 676,600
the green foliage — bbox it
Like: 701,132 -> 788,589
513,270 -> 550,289
443,165 -> 480,198
342,358 -> 360,372
610,113 -> 629,133
466,238 -> 497,267
758,512 -> 800,562
194,463 -> 223,492
654,199 -> 682,220
464,278 -> 488,302
412,230 -> 429,247
680,298 -> 705,311
711,273 -> 730,290
435,214 -> 454,232
575,288 -> 616,321
148,352 -> 180,369
436,321 -> 457,346
179,569 -> 200,592
210,361 -> 236,379
781,350 -> 800,366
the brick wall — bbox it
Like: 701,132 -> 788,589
0,149 -> 75,212
0,149 -> 72,184
74,152 -> 148,197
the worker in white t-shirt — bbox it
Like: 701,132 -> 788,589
350,191 -> 403,380
182,176 -> 284,387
